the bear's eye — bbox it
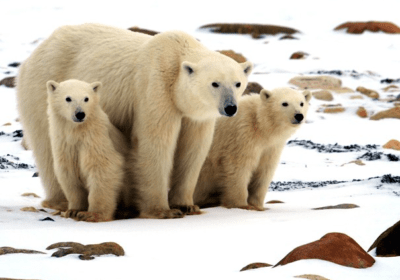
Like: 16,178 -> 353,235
300,102 -> 304,107
66,97 -> 72,102
236,82 -> 241,88
282,102 -> 288,107
84,97 -> 89,102
212,82 -> 219,88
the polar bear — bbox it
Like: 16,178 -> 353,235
16,23 -> 253,218
193,88 -> 312,210
46,79 -> 128,222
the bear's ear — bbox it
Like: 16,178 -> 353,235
181,61 -> 197,76
260,89 -> 273,102
46,80 -> 59,95
91,81 -> 102,93
240,61 -> 253,77
303,90 -> 312,102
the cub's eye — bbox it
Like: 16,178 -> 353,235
84,97 -> 89,102
66,97 -> 72,102
236,82 -> 241,88
212,82 -> 219,88
300,102 -> 304,107
282,102 -> 288,107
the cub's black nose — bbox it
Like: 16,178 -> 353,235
294,113 -> 304,123
224,105 -> 237,117
75,112 -> 86,122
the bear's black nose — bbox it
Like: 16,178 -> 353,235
75,112 -> 86,122
224,105 -> 237,117
294,113 -> 304,123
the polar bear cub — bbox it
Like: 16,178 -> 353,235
194,87 -> 312,210
46,79 -> 128,222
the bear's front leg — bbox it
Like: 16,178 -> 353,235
133,111 -> 184,219
169,118 -> 215,215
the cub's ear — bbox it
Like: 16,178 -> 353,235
181,61 -> 197,76
260,89 -> 273,102
46,80 -> 59,95
91,81 -> 102,93
303,90 -> 312,102
240,61 -> 253,77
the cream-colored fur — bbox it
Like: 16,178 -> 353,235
46,79 -> 128,222
194,88 -> 312,210
16,23 -> 253,218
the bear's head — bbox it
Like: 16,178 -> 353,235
175,55 -> 253,120
260,87 -> 312,127
46,79 -> 102,124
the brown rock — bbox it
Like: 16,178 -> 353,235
20,207 -> 39,212
383,139 -> 400,151
295,275 -> 330,280
382,85 -> 399,92
217,50 -> 247,63
323,107 -> 345,113
368,220 -> 400,257
243,82 -> 263,95
313,90 -> 333,101
350,95 -> 363,100
280,34 -> 298,40
240,262 -> 272,271
128,26 -> 159,36
334,21 -> 400,34
274,232 -> 375,268
0,76 -> 16,88
289,76 -> 342,90
356,86 -> 379,99
312,204 -> 359,210
47,242 -> 124,260
199,23 -> 299,39
356,106 -> 368,118
370,107 -> 400,120
0,247 -> 45,255
2,122 -> 11,126
266,200 -> 284,204
332,87 -> 354,94
290,51 -> 308,59
21,193 -> 40,198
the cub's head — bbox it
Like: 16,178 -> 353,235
175,54 -> 253,120
260,87 -> 312,126
46,79 -> 102,124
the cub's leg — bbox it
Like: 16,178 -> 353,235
248,147 -> 283,209
169,118 -> 215,215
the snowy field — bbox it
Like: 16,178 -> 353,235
1,1 -> 400,279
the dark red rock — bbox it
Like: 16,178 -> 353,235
274,232 -> 375,268
368,220 -> 400,257
334,21 -> 400,34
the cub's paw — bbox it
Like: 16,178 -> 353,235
170,205 -> 202,215
64,209 -> 81,219
140,208 -> 184,219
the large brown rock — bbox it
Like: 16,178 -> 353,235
368,220 -> 400,257
313,90 -> 333,101
383,139 -> 400,151
199,23 -> 299,39
356,86 -> 380,99
274,232 -> 375,268
334,21 -> 400,34
217,50 -> 247,63
289,76 -> 342,90
370,107 -> 400,120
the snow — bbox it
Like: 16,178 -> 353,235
1,0 -> 400,279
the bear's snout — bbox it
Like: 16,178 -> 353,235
224,104 -> 237,117
293,113 -> 304,124
74,111 -> 86,122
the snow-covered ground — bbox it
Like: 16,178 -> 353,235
1,1 -> 400,279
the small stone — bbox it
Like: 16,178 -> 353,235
274,232 -> 375,268
289,76 -> 342,90
32,172 -> 39,177
350,95 -> 364,100
313,204 -> 359,210
370,107 -> 400,120
295,275 -> 330,280
8,62 -> 21,67
383,139 -> 400,151
368,219 -> 400,257
2,122 -> 11,126
356,107 -> 368,118
217,50 -> 247,63
243,82 -> 263,95
40,217 -> 55,222
280,34 -> 298,40
266,200 -> 284,204
313,90 -> 333,101
382,85 -> 399,92
0,76 -> 16,88
332,87 -> 354,94
290,51 -> 309,59
323,107 -> 345,113
47,241 -> 125,260
21,193 -> 40,198
0,246 -> 45,256
20,206 -> 39,212
128,26 -> 158,36
356,86 -> 380,99
240,262 -> 272,271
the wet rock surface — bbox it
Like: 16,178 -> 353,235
46,242 -> 125,260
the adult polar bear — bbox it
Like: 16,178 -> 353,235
17,23 -> 253,219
